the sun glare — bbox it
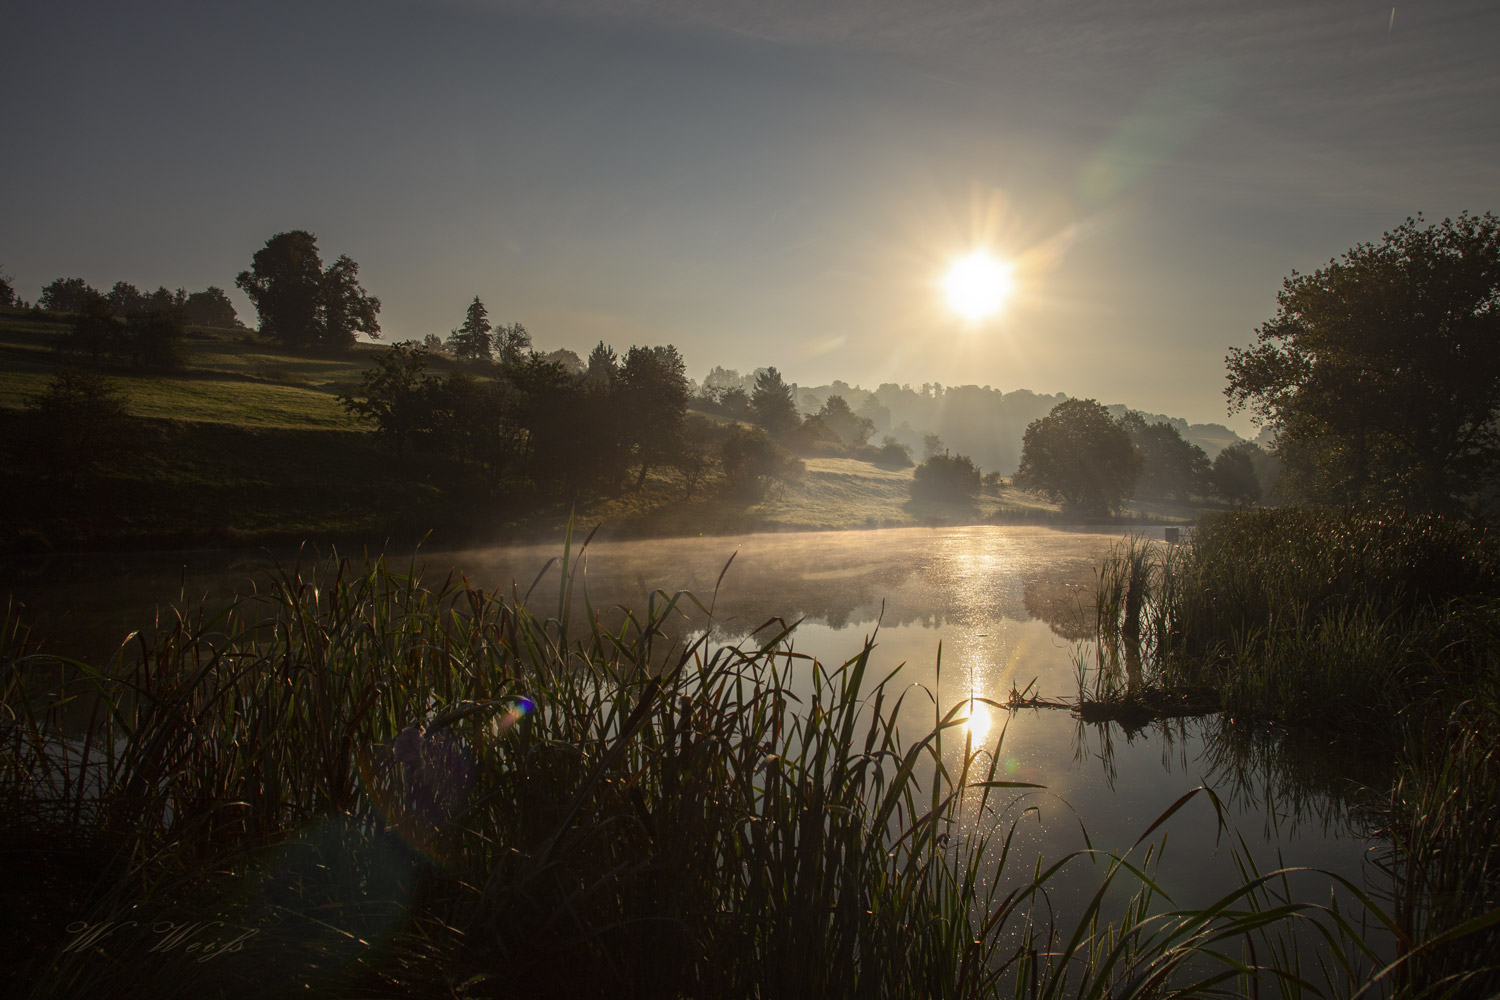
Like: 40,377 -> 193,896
943,251 -> 1014,321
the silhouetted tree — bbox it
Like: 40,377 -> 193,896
1211,442 -> 1262,505
493,322 -> 532,369
23,369 -> 132,488
586,341 -> 618,383
447,296 -> 493,362
339,340 -> 440,458
1226,211 -> 1500,511
750,367 -> 799,440
1014,398 -> 1141,516
1122,413 -> 1210,500
0,266 -> 16,307
618,344 -> 690,489
321,254 -> 381,350
39,277 -> 100,313
182,286 -> 242,328
106,281 -> 144,315
718,386 -> 750,419
122,308 -> 188,369
61,296 -> 123,364
236,231 -> 380,350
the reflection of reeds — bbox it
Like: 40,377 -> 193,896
1093,509 -> 1500,996
0,531 -> 1451,997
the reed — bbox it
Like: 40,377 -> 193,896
1092,509 -> 1500,997
0,531 -> 1408,998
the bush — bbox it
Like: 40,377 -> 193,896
859,435 -> 912,468
719,425 -> 804,499
911,451 -> 980,501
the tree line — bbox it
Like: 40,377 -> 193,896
24,211 -> 1498,523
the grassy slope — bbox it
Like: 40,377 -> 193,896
0,308 -> 1214,551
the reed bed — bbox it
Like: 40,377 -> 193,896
1092,509 -> 1500,996
0,527 -> 1428,998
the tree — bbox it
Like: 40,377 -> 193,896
817,395 -> 875,447
911,452 -> 981,501
182,287 -> 242,328
586,341 -> 618,383
39,277 -> 100,314
447,296 -> 493,362
23,369 -> 132,488
617,344 -> 690,489
107,281 -> 144,316
1211,442 -> 1262,505
1226,212 -> 1500,511
236,231 -> 380,350
115,309 -> 188,369
1122,413 -> 1210,501
1014,398 -> 1142,515
493,322 -> 532,369
749,367 -> 799,440
61,296 -> 123,365
339,341 -> 440,457
321,254 -> 381,349
0,265 -> 16,307
720,425 -> 804,499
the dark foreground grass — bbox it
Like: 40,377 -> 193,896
0,529 -> 1425,999
1093,510 -> 1500,996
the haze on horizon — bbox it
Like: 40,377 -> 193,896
4,0 -> 1497,436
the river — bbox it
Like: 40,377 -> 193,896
2,524 -> 1388,946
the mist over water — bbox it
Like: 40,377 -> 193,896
3,525 -> 1383,931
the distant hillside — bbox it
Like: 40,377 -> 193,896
778,380 -> 1247,475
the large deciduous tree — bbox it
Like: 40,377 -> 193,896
236,231 -> 380,351
1226,212 -> 1500,511
1014,398 -> 1141,516
1122,413 -> 1210,501
182,287 -> 242,328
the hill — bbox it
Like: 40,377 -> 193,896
0,309 -> 1221,552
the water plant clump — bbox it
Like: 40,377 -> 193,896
0,535 -> 1446,998
1092,509 -> 1500,995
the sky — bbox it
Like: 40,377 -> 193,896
4,0 -> 1498,435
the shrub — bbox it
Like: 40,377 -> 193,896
719,425 -> 804,499
911,451 -> 980,501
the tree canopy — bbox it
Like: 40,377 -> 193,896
236,231 -> 380,351
1014,398 -> 1141,515
1226,212 -> 1500,511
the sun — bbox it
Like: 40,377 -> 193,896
943,251 -> 1014,321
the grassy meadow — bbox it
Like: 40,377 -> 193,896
0,308 -> 1210,553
